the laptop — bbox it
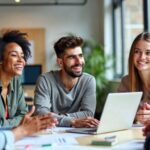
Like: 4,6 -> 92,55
66,92 -> 143,134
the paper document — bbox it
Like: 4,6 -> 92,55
15,135 -> 78,145
114,140 -> 144,149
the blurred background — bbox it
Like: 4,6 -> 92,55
0,0 -> 148,116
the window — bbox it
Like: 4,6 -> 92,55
112,0 -> 144,77
123,0 -> 144,74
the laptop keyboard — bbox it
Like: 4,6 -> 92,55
72,127 -> 97,132
83,128 -> 97,132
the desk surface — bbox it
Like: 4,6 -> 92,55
15,127 -> 145,150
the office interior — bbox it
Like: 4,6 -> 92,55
0,0 -> 148,115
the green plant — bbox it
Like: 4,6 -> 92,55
82,40 -> 111,117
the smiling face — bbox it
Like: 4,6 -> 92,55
133,39 -> 150,72
1,42 -> 25,77
57,46 -> 85,78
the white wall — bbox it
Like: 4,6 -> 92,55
0,0 -> 104,71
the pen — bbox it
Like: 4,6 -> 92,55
25,143 -> 53,148
41,144 -> 52,147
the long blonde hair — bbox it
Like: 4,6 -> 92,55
128,32 -> 150,91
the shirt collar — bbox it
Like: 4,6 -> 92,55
0,79 -> 14,94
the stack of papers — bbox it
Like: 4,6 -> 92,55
15,133 -> 78,149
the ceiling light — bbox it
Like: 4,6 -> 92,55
15,0 -> 20,3
0,0 -> 87,6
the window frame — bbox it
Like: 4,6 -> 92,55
112,0 -> 148,78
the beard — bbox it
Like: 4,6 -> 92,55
64,64 -> 84,78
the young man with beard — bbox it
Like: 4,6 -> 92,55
34,36 -> 99,127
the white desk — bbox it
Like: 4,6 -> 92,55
15,127 -> 145,150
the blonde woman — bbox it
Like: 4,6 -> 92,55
118,32 -> 150,124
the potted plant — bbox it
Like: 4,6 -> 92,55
82,40 -> 111,119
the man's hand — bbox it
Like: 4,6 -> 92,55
71,117 -> 99,128
136,103 -> 150,124
12,106 -> 58,141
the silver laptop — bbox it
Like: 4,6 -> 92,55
66,92 -> 143,134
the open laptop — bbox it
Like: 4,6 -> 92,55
66,92 -> 143,134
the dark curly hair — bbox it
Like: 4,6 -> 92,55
0,30 -> 31,62
54,36 -> 83,58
